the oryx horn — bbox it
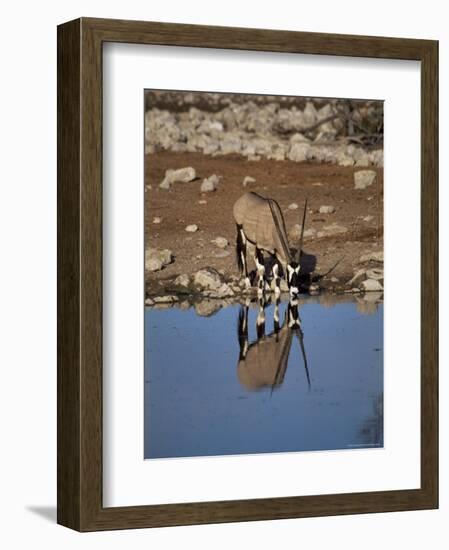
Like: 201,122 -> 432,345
297,197 -> 308,263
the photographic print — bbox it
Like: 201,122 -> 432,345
144,90 -> 383,460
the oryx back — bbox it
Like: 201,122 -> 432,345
237,327 -> 293,391
233,192 -> 291,263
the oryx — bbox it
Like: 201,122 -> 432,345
233,192 -> 307,298
237,297 -> 310,392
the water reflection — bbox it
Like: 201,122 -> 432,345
237,297 -> 310,392
145,294 -> 383,459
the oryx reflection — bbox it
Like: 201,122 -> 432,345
237,297 -> 310,393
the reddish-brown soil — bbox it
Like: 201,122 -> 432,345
145,151 -> 383,295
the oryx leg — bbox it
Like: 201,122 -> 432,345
237,304 -> 249,360
236,224 -> 250,288
254,247 -> 267,296
272,261 -> 282,296
256,296 -> 266,340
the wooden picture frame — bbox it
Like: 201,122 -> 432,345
57,17 -> 438,531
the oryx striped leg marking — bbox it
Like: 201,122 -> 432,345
254,247 -> 266,296
236,224 -> 250,288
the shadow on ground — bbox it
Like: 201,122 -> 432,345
26,506 -> 56,523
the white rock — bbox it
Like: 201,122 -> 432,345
242,176 -> 256,187
335,149 -> 355,166
173,274 -> 190,287
303,101 -> 318,126
288,142 -> 310,163
198,199 -> 207,204
370,149 -> 384,167
288,203 -> 299,210
159,166 -> 196,189
359,251 -> 384,263
354,170 -> 377,190
363,215 -> 374,222
211,237 -> 228,249
361,278 -> 383,292
355,155 -> 371,167
159,178 -> 171,190
152,295 -> 179,303
290,132 -> 310,144
319,205 -> 336,214
365,268 -> 384,281
193,268 -> 225,291
149,248 -> 172,266
220,136 -> 241,155
185,224 -> 199,233
145,248 -> 173,271
152,217 -> 162,224
204,283 -> 235,299
348,268 -> 367,286
145,298 -> 154,306
146,257 -> 163,272
200,174 -> 220,192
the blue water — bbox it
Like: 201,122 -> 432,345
144,296 -> 383,459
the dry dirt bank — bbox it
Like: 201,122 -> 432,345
145,151 -> 383,299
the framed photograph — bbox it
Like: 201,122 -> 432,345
57,17 -> 438,531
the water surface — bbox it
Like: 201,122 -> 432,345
144,294 -> 383,459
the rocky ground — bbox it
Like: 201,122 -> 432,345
144,92 -> 384,302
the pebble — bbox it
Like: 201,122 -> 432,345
185,224 -> 199,232
152,217 -> 162,224
288,203 -> 299,210
242,176 -> 256,187
211,237 -> 228,249
212,250 -> 231,258
200,174 -> 220,192
159,166 -> 196,189
319,205 -> 336,214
